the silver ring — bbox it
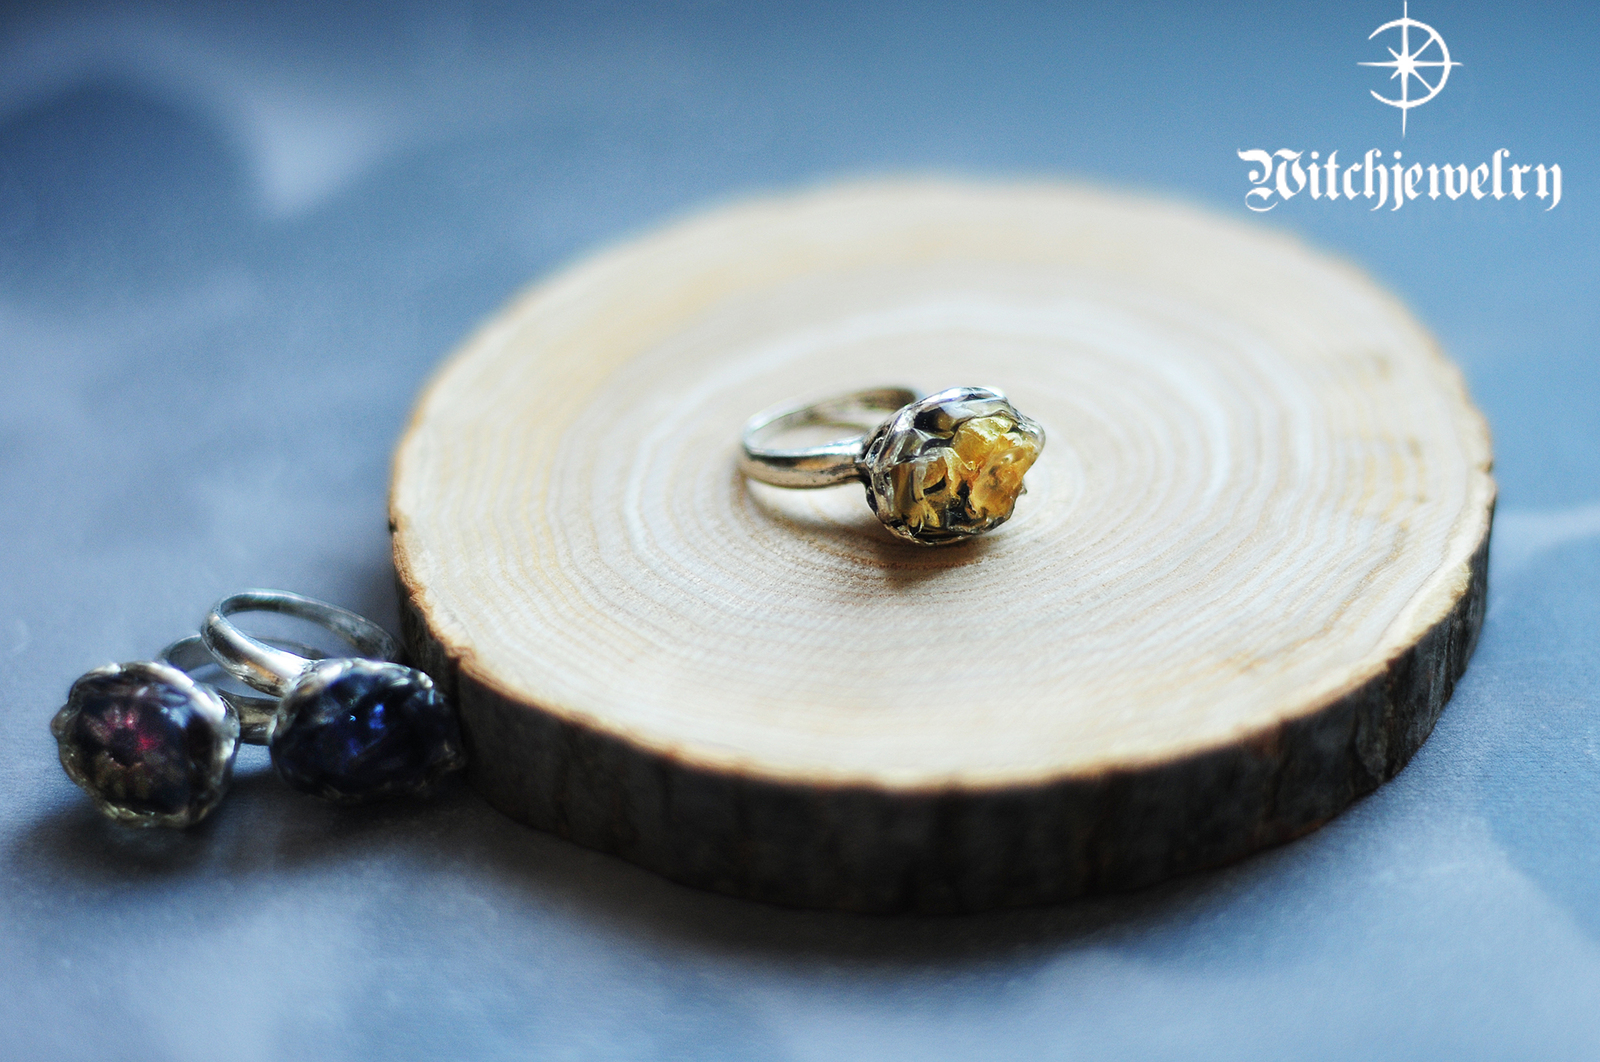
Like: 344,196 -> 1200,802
201,589 -> 400,697
739,385 -> 1046,545
157,634 -> 325,745
200,589 -> 463,803
50,659 -> 239,829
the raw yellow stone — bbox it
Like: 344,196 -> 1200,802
884,414 -> 1041,536
862,386 -> 1046,544
952,414 -> 1041,520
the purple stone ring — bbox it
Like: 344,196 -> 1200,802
200,590 -> 465,804
51,660 -> 240,828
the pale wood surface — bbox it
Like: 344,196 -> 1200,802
391,180 -> 1494,911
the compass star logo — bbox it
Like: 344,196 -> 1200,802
1360,2 -> 1461,134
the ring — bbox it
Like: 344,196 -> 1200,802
51,658 -> 239,828
201,590 -> 465,803
156,634 -> 325,746
51,635 -> 328,828
740,385 -> 1046,545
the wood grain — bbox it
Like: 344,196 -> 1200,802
391,180 -> 1494,912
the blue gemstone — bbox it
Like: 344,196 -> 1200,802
269,660 -> 464,802
51,665 -> 236,826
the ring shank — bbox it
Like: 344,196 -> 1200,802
201,589 -> 402,697
739,387 -> 917,488
159,634 -> 326,744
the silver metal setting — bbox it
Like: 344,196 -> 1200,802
739,385 -> 1046,545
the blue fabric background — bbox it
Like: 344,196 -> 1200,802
1,2 -> 1595,1058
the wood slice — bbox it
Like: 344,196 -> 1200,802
391,180 -> 1494,913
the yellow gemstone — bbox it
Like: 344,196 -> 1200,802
951,414 -> 1041,520
862,388 -> 1044,544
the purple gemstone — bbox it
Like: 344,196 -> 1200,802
52,663 -> 237,827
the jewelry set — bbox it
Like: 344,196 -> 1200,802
54,386 -> 1044,826
52,590 -> 465,827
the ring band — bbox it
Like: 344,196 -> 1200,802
157,634 -> 324,745
739,385 -> 1046,545
739,387 -> 919,488
202,589 -> 401,697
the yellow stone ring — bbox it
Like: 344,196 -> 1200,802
738,386 -> 1045,545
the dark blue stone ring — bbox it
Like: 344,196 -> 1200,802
201,590 -> 465,804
